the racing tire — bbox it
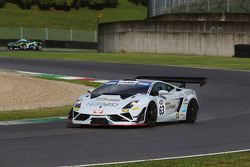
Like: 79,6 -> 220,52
185,99 -> 199,123
145,102 -> 157,127
67,108 -> 75,128
36,46 -> 42,51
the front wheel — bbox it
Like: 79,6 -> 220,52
67,108 -> 74,128
185,99 -> 199,123
145,102 -> 157,127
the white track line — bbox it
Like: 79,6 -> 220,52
61,148 -> 250,167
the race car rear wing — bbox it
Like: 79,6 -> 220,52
135,76 -> 207,88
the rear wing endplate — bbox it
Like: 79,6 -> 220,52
135,76 -> 207,88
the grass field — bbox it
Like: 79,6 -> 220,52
0,106 -> 71,122
0,1 -> 146,31
1,51 -> 250,71
102,151 -> 250,167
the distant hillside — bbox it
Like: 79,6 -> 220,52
0,0 -> 146,31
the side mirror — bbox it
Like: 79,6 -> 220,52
87,88 -> 94,93
159,90 -> 169,96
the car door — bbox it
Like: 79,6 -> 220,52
150,82 -> 181,121
149,82 -> 169,121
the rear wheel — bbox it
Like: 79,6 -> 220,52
185,99 -> 199,123
145,102 -> 157,127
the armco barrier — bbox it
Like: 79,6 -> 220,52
0,39 -> 97,50
235,45 -> 250,58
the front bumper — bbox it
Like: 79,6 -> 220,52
71,111 -> 146,127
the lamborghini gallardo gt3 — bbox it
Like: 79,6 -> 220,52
68,76 -> 207,127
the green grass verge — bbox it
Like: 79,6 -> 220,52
102,151 -> 250,167
0,106 -> 71,122
1,51 -> 250,71
0,1 -> 146,31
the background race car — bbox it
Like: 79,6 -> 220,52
7,39 -> 42,50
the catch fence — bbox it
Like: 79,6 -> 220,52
0,27 -> 97,42
148,0 -> 250,17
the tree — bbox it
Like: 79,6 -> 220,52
105,0 -> 118,8
38,0 -> 53,10
19,0 -> 33,9
128,0 -> 147,6
0,0 -> 6,8
53,0 -> 65,10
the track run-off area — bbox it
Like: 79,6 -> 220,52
0,57 -> 250,167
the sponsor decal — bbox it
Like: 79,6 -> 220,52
176,112 -> 179,118
185,90 -> 195,96
87,102 -> 118,107
138,82 -> 150,86
165,102 -> 176,110
106,81 -> 118,85
182,106 -> 187,112
118,81 -> 138,85
159,100 -> 164,105
96,97 -> 120,102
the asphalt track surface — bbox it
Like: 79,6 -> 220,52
0,57 -> 250,167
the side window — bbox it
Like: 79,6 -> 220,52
150,82 -> 168,96
166,84 -> 174,92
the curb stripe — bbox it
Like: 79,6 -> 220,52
15,70 -> 107,83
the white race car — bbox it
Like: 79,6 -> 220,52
68,76 -> 207,127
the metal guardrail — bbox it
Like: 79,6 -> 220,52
0,27 -> 97,42
148,0 -> 250,17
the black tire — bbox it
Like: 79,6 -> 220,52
37,45 -> 42,51
67,108 -> 74,128
185,99 -> 199,123
145,102 -> 157,127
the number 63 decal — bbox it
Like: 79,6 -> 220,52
159,105 -> 164,115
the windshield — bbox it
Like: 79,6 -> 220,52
16,39 -> 27,44
91,80 -> 151,99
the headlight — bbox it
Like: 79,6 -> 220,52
122,101 -> 139,112
73,100 -> 81,111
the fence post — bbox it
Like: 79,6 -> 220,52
153,0 -> 156,16
169,0 -> 171,13
20,27 -> 23,39
227,0 -> 230,13
94,30 -> 97,42
186,0 -> 189,13
45,28 -> 48,40
208,0 -> 210,12
70,29 -> 73,41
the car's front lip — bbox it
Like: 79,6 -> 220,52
72,114 -> 145,126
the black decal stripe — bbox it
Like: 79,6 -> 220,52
177,98 -> 184,113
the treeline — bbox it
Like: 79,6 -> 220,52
128,0 -> 147,6
0,0 -> 119,10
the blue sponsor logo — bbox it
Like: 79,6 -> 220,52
181,106 -> 187,112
